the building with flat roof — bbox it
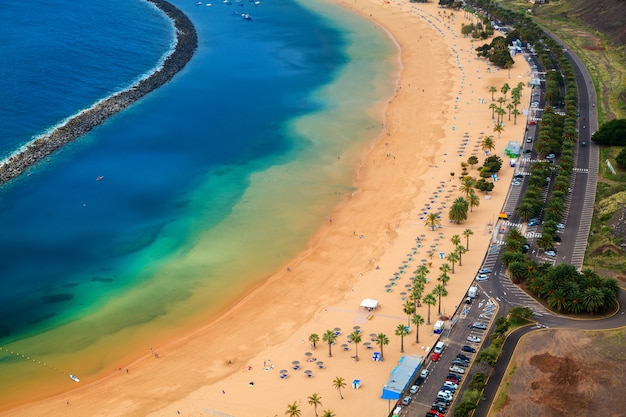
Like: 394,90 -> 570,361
380,355 -> 424,400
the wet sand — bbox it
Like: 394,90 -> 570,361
1,0 -> 532,416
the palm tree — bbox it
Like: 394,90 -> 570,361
375,333 -> 390,361
512,108 -> 521,125
423,293 -> 437,324
450,234 -> 461,247
308,394 -> 322,417
433,284 -> 448,315
446,251 -> 459,273
489,102 -> 497,119
500,82 -> 510,100
467,189 -> 480,212
332,377 -> 346,400
506,102 -> 514,120
424,212 -> 441,231
459,178 -> 475,199
285,401 -> 302,417
322,410 -> 336,417
403,300 -> 416,326
350,330 -> 362,361
322,330 -> 337,357
463,228 -> 473,250
449,197 -> 468,224
439,262 -> 451,276
481,136 -> 495,154
437,271 -> 450,287
456,245 -> 466,266
412,314 -> 424,343
309,333 -> 320,349
395,324 -> 409,353
493,122 -> 504,138
581,287 -> 605,313
489,85 -> 497,101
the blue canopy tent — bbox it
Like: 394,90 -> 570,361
380,355 -> 423,400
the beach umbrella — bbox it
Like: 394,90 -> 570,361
279,369 -> 288,375
304,352 -> 312,358
292,360 -> 300,365
316,361 -> 324,368
353,325 -> 360,331
304,370 -> 313,377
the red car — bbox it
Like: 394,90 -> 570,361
431,353 -> 441,362
528,120 -> 537,125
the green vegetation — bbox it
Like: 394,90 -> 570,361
592,119 -> 626,146
453,373 -> 486,417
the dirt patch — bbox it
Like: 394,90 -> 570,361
491,329 -> 626,417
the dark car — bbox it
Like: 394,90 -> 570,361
581,141 -> 587,147
514,174 -> 524,179
523,149 -> 532,154
415,376 -> 425,386
461,345 -> 476,353
451,359 -> 468,367
446,374 -> 461,381
457,354 -> 471,361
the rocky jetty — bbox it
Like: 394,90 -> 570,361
0,0 -> 198,186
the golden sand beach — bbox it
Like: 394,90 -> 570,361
3,0 -> 531,415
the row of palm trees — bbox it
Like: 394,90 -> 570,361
285,390 -> 336,417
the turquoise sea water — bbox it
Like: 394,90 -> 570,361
0,0 -> 397,402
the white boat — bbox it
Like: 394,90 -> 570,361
242,13 -> 251,20
69,374 -> 80,383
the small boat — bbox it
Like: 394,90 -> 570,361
96,176 -> 104,181
69,374 -> 80,383
242,13 -> 251,20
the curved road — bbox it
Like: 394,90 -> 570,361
472,29 -> 624,417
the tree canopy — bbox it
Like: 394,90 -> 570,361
591,119 -> 626,146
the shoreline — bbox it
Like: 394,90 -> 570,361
2,0 -> 533,415
0,0 -> 197,186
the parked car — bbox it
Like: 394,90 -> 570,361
514,174 -> 524,179
545,250 -> 556,257
523,149 -> 532,154
466,335 -> 482,343
546,153 -> 555,160
528,120 -> 537,125
401,395 -> 412,406
420,369 -> 430,378
443,381 -> 458,389
446,376 -> 460,384
527,219 -> 540,227
581,141 -> 587,147
415,376 -> 425,386
449,365 -> 466,374
440,385 -> 455,392
476,274 -> 489,281
456,354 -> 471,362
471,322 -> 487,330
431,353 -> 441,362
410,384 -> 419,394
478,267 -> 492,274
512,180 -> 521,186
451,359 -> 468,367
556,223 -> 565,230
526,136 -> 533,143
461,345 -> 476,353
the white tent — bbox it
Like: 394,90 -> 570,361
360,298 -> 379,310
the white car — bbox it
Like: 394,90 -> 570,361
478,267 -> 492,274
512,180 -> 521,186
449,365 -> 466,374
545,250 -> 556,257
466,335 -> 482,343
556,223 -> 565,230
476,274 -> 489,281
420,369 -> 429,378
437,390 -> 453,400
410,384 -> 419,394
443,381 -> 458,390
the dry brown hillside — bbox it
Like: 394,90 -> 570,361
553,0 -> 626,48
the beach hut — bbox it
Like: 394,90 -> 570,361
360,298 -> 379,311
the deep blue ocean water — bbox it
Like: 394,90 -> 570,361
0,0 -> 397,398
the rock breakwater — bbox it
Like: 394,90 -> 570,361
0,0 -> 198,186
